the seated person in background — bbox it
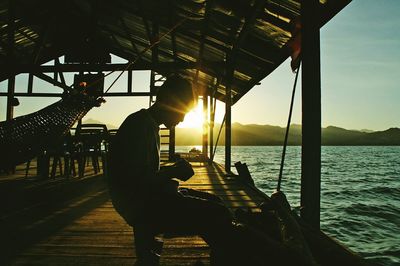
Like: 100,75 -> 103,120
108,74 -> 233,265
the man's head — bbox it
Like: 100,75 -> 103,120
154,74 -> 196,128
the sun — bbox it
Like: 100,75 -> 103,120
177,101 -> 204,128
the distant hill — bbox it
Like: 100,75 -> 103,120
81,118 -> 400,145
175,124 -> 400,146
82,118 -> 117,130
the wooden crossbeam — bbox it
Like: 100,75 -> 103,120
33,72 -> 71,92
0,92 -> 153,97
9,62 -> 222,73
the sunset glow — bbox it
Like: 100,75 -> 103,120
178,101 -> 204,128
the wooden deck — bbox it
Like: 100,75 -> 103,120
0,162 -> 266,265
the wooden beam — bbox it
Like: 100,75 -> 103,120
194,0 -> 213,82
33,72 -> 71,92
233,0 -> 266,55
6,77 -> 15,120
166,0 -> 178,62
32,24 -> 49,65
171,30 -> 178,61
55,58 -> 66,85
202,94 -> 209,157
11,61 -> 223,73
127,70 -> 132,93
320,0 -> 352,28
225,61 -> 234,173
6,0 -> 15,121
169,127 -> 176,161
151,22 -> 159,63
209,95 -> 215,163
27,73 -> 34,94
150,22 -> 159,96
300,0 -> 321,229
0,92 -> 153,97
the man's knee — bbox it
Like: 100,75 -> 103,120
202,200 -> 233,227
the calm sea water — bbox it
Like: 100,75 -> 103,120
176,146 -> 400,266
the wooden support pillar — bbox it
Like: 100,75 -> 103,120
225,64 -> 233,173
27,73 -> 34,94
53,60 -> 58,85
6,76 -> 15,121
202,94 -> 209,156
225,89 -> 232,173
127,70 -> 132,93
55,58 -> 66,86
300,0 -> 321,229
6,0 -> 15,121
169,126 -> 176,161
149,72 -> 155,107
209,96 -> 215,163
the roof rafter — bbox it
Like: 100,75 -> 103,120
33,72 -> 71,92
120,17 -> 142,61
194,0 -> 213,88
167,0 -> 178,62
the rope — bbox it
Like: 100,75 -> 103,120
211,114 -> 226,161
277,63 -> 301,191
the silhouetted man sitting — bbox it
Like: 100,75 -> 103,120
108,74 -> 233,265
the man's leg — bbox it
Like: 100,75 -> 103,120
145,193 -> 250,266
178,187 -> 224,204
146,194 -> 233,246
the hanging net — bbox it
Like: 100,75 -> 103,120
0,93 -> 103,170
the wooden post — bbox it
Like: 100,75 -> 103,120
209,96 -> 215,163
27,73 -> 34,94
6,77 -> 15,121
6,0 -> 15,121
301,0 -> 321,229
127,70 -> 132,93
225,63 -> 233,173
202,94 -> 209,157
169,126 -> 176,161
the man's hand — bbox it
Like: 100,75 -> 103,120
173,159 -> 194,181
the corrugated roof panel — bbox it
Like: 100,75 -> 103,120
269,0 -> 300,16
174,0 -> 206,20
202,43 -> 225,63
234,70 -> 252,83
120,13 -> 150,45
175,31 -> 201,62
253,19 -> 291,48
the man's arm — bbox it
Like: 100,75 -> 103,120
154,159 -> 194,183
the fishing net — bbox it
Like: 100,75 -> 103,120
0,93 -> 104,170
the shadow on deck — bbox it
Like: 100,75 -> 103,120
0,162 -> 265,265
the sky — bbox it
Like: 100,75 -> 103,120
1,0 -> 399,131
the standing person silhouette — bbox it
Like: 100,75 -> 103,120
108,74 -> 233,265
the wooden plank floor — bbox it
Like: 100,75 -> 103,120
2,162 -> 266,265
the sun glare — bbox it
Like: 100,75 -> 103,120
178,101 -> 204,128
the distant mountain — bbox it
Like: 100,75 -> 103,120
175,124 -> 400,146
82,118 -> 117,130
359,129 -> 374,133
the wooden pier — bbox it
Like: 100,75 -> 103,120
0,162 -> 265,265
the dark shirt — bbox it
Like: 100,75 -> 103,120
108,109 -> 160,224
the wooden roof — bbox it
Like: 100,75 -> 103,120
0,0 -> 351,104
